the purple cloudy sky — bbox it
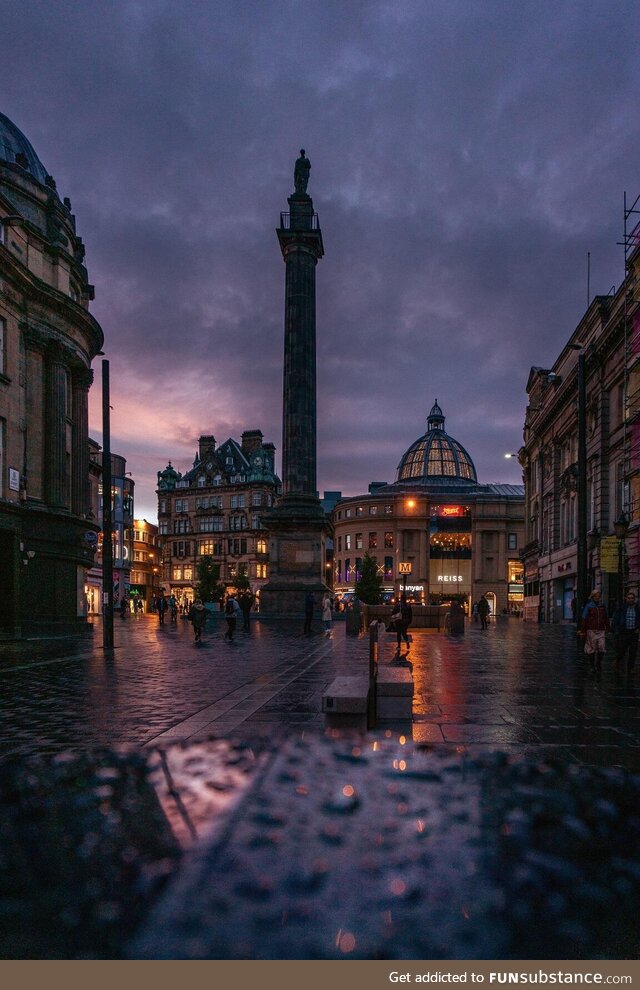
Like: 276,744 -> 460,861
2,1 -> 639,520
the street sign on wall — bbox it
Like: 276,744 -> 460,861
599,537 -> 620,573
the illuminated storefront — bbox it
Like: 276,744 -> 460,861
332,402 -> 524,612
84,447 -> 134,612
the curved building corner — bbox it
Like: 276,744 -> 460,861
0,111 -> 103,638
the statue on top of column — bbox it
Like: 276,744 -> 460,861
294,149 -> 311,195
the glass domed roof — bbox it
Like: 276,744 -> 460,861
396,401 -> 477,484
0,111 -> 48,184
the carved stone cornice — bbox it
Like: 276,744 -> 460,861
20,321 -> 93,371
3,247 -> 104,356
20,322 -> 49,352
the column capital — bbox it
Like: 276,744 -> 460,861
46,340 -> 69,366
71,366 -> 94,391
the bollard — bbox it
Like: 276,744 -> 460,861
449,601 -> 465,636
345,601 -> 361,636
367,621 -> 379,729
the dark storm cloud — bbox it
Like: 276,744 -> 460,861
2,0 -> 639,518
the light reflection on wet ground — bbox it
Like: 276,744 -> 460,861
2,614 -> 640,771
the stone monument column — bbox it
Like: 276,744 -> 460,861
260,150 -> 330,615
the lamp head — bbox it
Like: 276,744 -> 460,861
614,512 -> 629,540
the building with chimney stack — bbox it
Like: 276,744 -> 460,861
156,431 -> 280,607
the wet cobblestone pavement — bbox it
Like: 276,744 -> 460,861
2,615 -> 640,958
2,614 -> 640,768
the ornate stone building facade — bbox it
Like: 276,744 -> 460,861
157,431 -> 280,607
84,442 -> 139,614
332,403 -> 525,615
520,239 -> 640,622
130,518 -> 161,611
0,111 -> 103,637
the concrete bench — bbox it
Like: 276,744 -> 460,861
322,676 -> 370,715
376,667 -> 413,721
322,676 -> 371,729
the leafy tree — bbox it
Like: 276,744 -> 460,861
234,573 -> 251,593
355,552 -> 383,605
196,556 -> 225,604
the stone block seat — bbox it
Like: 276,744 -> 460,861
322,675 -> 370,728
376,666 -> 413,721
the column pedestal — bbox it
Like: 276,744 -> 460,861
260,495 -> 329,615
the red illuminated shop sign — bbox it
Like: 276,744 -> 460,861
439,505 -> 464,517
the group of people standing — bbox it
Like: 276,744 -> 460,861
579,588 -> 640,674
153,590 -> 254,644
118,597 -> 144,617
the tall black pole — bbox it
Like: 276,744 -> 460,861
102,360 -> 114,650
618,541 -> 624,609
576,353 -> 588,620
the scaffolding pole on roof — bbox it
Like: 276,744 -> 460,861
620,192 -> 640,521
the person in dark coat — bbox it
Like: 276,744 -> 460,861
223,595 -> 240,642
611,590 -> 640,672
157,593 -> 167,626
391,594 -> 413,652
477,595 -> 491,630
238,591 -> 254,631
304,592 -> 315,635
188,599 -> 208,643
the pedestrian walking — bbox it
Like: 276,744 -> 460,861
579,589 -> 610,673
168,594 -> 178,624
391,594 -> 412,653
472,601 -> 479,623
223,595 -> 240,642
611,590 -> 640,673
303,591 -> 315,635
477,595 -> 490,630
239,591 -> 254,631
119,597 -> 129,619
157,593 -> 167,626
188,599 -> 208,644
322,593 -> 333,638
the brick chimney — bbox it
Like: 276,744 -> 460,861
198,435 -> 216,462
241,430 -> 263,456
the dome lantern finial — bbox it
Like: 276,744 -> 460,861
396,400 -> 477,485
427,399 -> 445,431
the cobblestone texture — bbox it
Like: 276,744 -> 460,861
2,615 -> 640,958
2,615 -> 640,767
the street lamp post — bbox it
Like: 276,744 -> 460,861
614,511 -> 629,607
101,360 -> 114,651
576,352 -> 588,619
587,528 -> 600,597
